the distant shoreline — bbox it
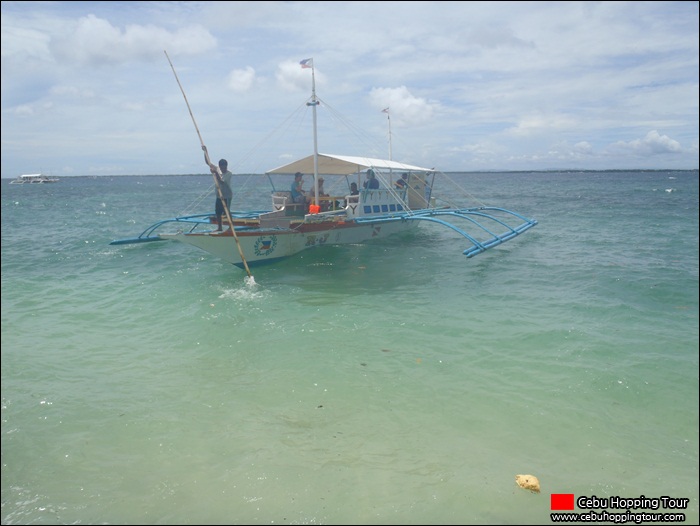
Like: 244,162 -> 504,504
2,168 -> 698,179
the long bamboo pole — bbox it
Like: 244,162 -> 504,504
164,50 -> 252,279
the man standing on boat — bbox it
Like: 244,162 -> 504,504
291,172 -> 311,207
209,158 -> 233,231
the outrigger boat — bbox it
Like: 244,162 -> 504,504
110,57 -> 537,272
10,173 -> 59,184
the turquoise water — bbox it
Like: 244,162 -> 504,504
2,171 -> 698,525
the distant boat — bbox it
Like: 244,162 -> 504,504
9,173 -> 59,184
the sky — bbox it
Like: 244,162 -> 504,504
1,1 -> 698,178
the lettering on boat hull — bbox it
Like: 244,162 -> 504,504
305,233 -> 329,247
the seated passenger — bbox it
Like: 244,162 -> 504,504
316,177 -> 331,210
345,182 -> 360,207
394,172 -> 408,189
317,177 -> 329,197
363,169 -> 379,189
291,172 -> 311,205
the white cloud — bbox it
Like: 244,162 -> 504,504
505,113 -> 578,137
49,14 -> 217,66
49,85 -> 96,99
0,25 -> 51,61
609,130 -> 683,156
0,1 -> 697,176
227,66 -> 256,93
368,86 -> 438,128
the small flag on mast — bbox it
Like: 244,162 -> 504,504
300,58 -> 313,69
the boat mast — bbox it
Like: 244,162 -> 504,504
302,58 -> 320,205
383,107 -> 392,161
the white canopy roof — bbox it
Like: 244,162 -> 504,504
266,153 -> 433,176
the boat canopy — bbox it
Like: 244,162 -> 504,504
266,153 -> 433,176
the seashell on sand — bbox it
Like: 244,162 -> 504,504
515,474 -> 540,493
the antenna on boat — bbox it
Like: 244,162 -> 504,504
301,58 -> 320,205
382,107 -> 392,161
164,50 -> 254,281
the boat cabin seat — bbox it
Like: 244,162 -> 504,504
272,191 -> 306,216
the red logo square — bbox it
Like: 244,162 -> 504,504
551,493 -> 575,510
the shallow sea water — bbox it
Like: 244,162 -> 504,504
2,171 -> 698,524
